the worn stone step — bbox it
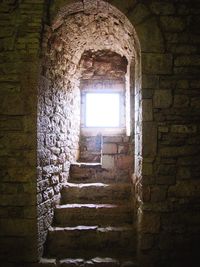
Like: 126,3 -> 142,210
45,226 -> 136,259
54,204 -> 133,227
61,183 -> 132,204
30,258 -> 56,267
69,162 -> 130,184
31,257 -> 138,267
60,257 -> 138,267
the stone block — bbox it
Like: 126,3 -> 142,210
190,80 -> 200,89
158,126 -> 169,133
63,162 -> 70,172
153,90 -> 172,108
118,144 -> 129,154
83,0 -> 98,14
139,212 -> 160,234
38,179 -> 50,193
128,3 -> 150,25
142,75 -> 159,89
156,175 -> 175,185
168,180 -> 200,198
142,89 -> 154,99
177,80 -> 189,89
0,218 -> 37,236
136,18 -> 164,52
150,186 -> 167,202
157,164 -> 176,176
142,122 -> 157,157
191,97 -> 200,108
171,125 -> 197,134
143,162 -> 153,176
174,95 -> 189,107
168,44 -> 197,54
160,146 -> 198,157
175,55 -> 200,67
141,185 -> 151,202
159,77 -> 177,89
102,143 -> 117,154
103,136 -> 122,143
161,16 -> 186,32
0,93 -> 25,115
102,155 -> 115,169
176,167 -> 191,180
51,175 -> 59,185
142,99 -> 153,121
142,53 -> 173,74
142,175 -> 155,186
150,2 -> 175,15
0,118 -> 24,131
115,155 -> 133,170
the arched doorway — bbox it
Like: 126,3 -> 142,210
37,0 -> 141,261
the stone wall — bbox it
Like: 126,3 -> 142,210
37,75 -> 80,256
79,135 -> 102,163
0,1 -> 200,267
129,1 -> 200,266
102,136 -> 134,182
38,0 -> 137,262
0,0 -> 44,264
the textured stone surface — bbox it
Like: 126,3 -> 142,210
54,203 -> 132,227
61,182 -> 131,204
153,90 -> 172,108
42,161 -> 136,265
46,225 -> 135,258
142,53 -> 173,74
0,0 -> 200,267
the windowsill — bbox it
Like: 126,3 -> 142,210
81,127 -> 126,136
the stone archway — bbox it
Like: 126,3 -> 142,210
1,1 -> 199,266
37,0 -> 141,259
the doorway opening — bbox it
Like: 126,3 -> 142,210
78,49 -> 132,166
37,0 -> 141,257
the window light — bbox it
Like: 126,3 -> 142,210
85,93 -> 120,127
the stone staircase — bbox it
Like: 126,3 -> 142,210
39,163 -> 138,267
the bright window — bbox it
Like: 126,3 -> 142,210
85,93 -> 120,127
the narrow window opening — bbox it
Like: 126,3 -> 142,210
79,50 -> 129,136
85,92 -> 120,127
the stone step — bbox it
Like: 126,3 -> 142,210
61,183 -> 132,204
31,257 -> 138,267
45,226 -> 136,259
54,204 -> 133,227
69,162 -> 130,184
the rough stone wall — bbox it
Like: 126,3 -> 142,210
37,75 -> 80,256
79,135 -> 102,163
37,1 -> 137,261
0,0 -> 45,264
37,11 -> 82,255
102,135 -> 134,181
128,1 -> 200,266
48,1 -> 200,266
80,50 -> 128,81
0,1 -> 200,267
